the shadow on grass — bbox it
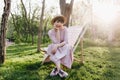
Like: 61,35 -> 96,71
43,61 -> 84,80
1,61 -> 52,80
1,60 -> 83,80
25,61 -> 42,71
7,45 -> 37,55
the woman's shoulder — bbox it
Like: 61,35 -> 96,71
63,26 -> 68,31
48,29 -> 54,34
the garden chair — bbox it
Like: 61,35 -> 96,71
41,23 -> 88,64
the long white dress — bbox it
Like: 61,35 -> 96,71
47,27 -> 73,69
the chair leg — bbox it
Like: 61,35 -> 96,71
80,38 -> 84,64
41,53 -> 50,65
74,57 -> 81,62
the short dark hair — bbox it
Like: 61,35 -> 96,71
51,15 -> 66,25
54,17 -> 64,23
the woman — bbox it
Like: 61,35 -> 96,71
47,15 -> 73,77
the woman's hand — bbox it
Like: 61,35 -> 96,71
54,24 -> 59,31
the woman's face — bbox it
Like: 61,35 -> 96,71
54,21 -> 63,29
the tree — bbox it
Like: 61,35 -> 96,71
0,0 -> 11,63
10,0 -> 39,44
20,0 -> 31,43
37,0 -> 45,52
59,0 -> 74,27
20,0 -> 39,44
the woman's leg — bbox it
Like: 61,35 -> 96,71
50,56 -> 61,70
54,60 -> 61,71
50,57 -> 61,76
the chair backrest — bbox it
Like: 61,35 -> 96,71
67,26 -> 83,47
67,23 -> 87,53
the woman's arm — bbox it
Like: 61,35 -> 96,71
57,27 -> 68,48
48,29 -> 60,44
48,29 -> 60,54
55,29 -> 60,42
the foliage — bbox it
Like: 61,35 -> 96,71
6,1 -> 55,44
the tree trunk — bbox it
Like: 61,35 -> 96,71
31,8 -> 38,45
43,19 -> 48,43
37,0 -> 45,52
59,0 -> 74,27
31,33 -> 34,45
20,0 -> 30,42
0,0 -> 11,63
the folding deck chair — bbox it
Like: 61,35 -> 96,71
41,23 -> 87,64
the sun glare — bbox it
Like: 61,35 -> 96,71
93,3 -> 118,24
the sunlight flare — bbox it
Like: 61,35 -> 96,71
93,3 -> 118,24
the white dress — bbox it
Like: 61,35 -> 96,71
47,27 -> 73,68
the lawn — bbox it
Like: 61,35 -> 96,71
0,42 -> 120,80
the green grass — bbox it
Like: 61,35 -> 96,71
0,42 -> 120,80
